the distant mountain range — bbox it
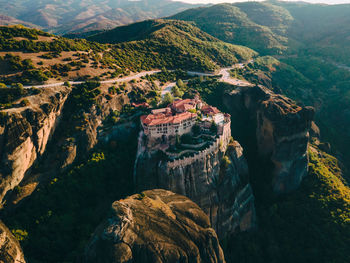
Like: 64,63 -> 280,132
0,0 -> 201,34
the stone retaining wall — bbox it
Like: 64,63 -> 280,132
167,120 -> 231,169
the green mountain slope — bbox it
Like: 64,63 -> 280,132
170,2 -> 293,54
88,19 -> 257,71
278,1 -> 350,65
170,1 -> 350,64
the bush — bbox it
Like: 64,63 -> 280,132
22,69 -> 49,83
162,92 -> 174,105
20,99 -> 30,106
12,229 -> 28,242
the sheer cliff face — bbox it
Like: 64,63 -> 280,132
84,189 -> 225,263
134,137 -> 256,238
0,86 -> 71,204
0,221 -> 25,263
224,85 -> 314,194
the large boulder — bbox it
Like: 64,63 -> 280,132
84,189 -> 225,263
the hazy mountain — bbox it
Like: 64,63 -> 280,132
0,14 -> 37,28
0,0 -> 200,34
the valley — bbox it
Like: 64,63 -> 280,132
0,1 -> 349,263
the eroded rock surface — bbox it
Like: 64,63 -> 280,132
0,86 -> 71,204
224,85 -> 314,194
84,189 -> 225,263
134,138 -> 256,238
0,221 -> 26,263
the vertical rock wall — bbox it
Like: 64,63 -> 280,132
134,134 -> 256,239
0,86 -> 71,204
224,85 -> 314,194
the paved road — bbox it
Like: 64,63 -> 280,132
218,67 -> 252,86
25,61 -> 253,90
23,70 -> 161,89
161,63 -> 253,97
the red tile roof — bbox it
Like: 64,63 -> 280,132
141,111 -> 196,126
170,99 -> 196,112
201,105 -> 220,115
132,102 -> 149,108
151,107 -> 171,114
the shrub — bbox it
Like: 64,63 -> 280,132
162,92 -> 174,105
20,99 -> 30,106
12,229 -> 28,242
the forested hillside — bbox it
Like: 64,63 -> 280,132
170,2 -> 292,54
88,19 -> 257,71
171,1 -> 350,65
0,23 -> 256,95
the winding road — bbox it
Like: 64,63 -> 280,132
23,70 -> 161,89
24,62 -> 253,91
161,63 -> 253,97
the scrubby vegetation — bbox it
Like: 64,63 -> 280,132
0,25 -> 104,53
0,23 -> 256,85
0,84 -> 40,109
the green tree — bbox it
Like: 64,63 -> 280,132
171,85 -> 184,98
177,79 -> 185,89
163,92 -> 174,105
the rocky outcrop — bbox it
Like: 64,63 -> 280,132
134,136 -> 255,239
0,221 -> 26,263
84,189 -> 225,263
224,85 -> 314,194
0,86 -> 71,204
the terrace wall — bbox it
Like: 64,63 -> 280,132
167,120 -> 231,169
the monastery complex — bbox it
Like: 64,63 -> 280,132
140,97 -> 232,165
